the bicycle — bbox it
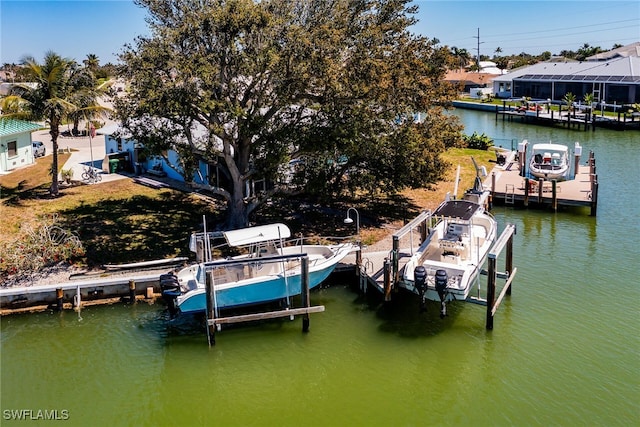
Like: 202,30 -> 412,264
81,166 -> 102,183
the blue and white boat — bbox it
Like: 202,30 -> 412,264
161,223 -> 356,314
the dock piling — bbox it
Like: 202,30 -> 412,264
205,271 -> 216,346
486,224 -> 517,330
128,280 -> 136,304
56,288 -> 63,312
301,257 -> 310,332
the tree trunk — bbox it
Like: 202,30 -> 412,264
224,186 -> 249,230
50,127 -> 60,196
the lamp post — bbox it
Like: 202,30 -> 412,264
344,207 -> 360,239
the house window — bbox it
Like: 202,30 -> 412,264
116,138 -> 123,152
8,140 -> 17,157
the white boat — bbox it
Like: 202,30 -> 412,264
161,223 -> 356,315
401,194 -> 497,317
529,143 -> 569,180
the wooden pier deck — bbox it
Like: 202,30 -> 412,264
485,150 -> 598,214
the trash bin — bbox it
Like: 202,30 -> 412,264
109,159 -> 119,173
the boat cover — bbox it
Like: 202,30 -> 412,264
223,223 -> 291,247
433,200 -> 481,221
531,143 -> 568,153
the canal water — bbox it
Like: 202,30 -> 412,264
1,110 -> 638,426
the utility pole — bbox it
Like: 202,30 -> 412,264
473,27 -> 484,72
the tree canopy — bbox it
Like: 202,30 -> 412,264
2,51 -> 107,196
116,0 -> 462,228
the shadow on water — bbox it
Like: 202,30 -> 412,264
351,286 -> 466,338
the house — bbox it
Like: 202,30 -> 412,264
445,69 -> 500,94
95,121 -> 215,186
0,118 -> 41,173
491,42 -> 640,104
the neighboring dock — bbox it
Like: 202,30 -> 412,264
486,148 -> 599,215
453,100 -> 640,131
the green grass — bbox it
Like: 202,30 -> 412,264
0,147 -> 495,270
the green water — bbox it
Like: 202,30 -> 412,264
2,111 -> 639,426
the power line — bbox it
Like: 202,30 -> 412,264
481,19 -> 639,40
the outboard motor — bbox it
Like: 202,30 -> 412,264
160,273 -> 181,315
414,266 -> 427,313
435,269 -> 448,319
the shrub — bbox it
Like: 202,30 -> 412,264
0,214 -> 85,279
463,132 -> 494,150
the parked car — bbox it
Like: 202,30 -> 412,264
32,141 -> 45,157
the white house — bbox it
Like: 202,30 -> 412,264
491,43 -> 640,103
0,119 -> 42,173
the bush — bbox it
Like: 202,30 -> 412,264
463,132 -> 494,150
0,214 -> 85,279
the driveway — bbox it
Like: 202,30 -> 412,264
31,129 -> 126,184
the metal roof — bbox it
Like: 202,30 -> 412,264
0,119 -> 41,137
492,56 -> 640,83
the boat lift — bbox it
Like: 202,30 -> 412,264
201,253 -> 325,346
359,211 -> 517,330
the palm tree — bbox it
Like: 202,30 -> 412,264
450,46 -> 471,72
494,46 -> 503,58
83,54 -> 100,73
1,51 -> 107,196
563,92 -> 576,117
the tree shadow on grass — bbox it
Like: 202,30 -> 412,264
256,192 -> 423,239
58,191 -> 223,268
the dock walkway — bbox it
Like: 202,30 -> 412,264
486,150 -> 598,214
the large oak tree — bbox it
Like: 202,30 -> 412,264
116,0 -> 462,229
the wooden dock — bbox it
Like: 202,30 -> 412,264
494,103 -> 639,131
341,213 -> 517,329
486,150 -> 598,215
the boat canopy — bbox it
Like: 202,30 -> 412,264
433,200 -> 481,221
531,143 -> 568,153
223,223 -> 291,247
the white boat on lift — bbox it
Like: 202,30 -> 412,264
401,185 -> 497,317
161,223 -> 356,315
529,143 -> 570,181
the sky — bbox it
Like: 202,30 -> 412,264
1,0 -> 639,66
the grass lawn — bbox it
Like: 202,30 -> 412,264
0,148 -> 496,271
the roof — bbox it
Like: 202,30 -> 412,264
587,42 -> 640,61
434,200 -> 481,221
492,56 -> 640,83
445,70 -> 500,85
0,119 -> 41,137
223,223 -> 291,247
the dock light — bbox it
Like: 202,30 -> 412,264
344,207 -> 360,238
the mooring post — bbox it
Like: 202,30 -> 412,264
128,279 -> 136,304
392,236 -> 400,285
205,271 -> 216,346
506,235 -> 514,296
486,255 -> 497,330
537,178 -> 544,204
56,288 -> 64,312
591,174 -> 599,216
301,256 -> 310,332
491,172 -> 496,201
551,180 -> 558,212
524,177 -> 530,207
383,258 -> 392,302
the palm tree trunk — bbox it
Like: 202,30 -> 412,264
50,126 -> 60,196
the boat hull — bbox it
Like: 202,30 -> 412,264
176,263 -> 339,314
